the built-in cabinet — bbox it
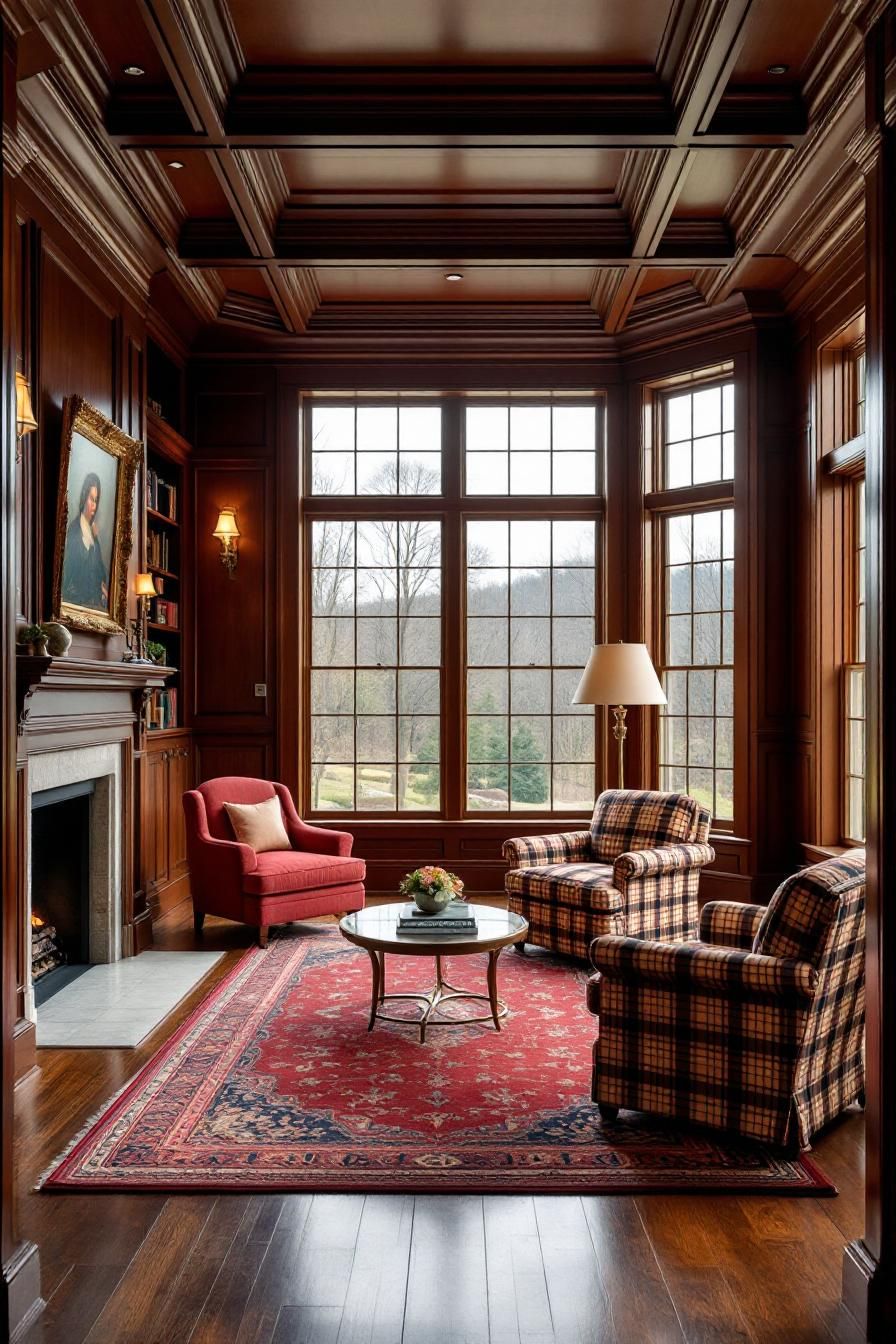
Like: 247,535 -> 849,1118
140,731 -> 194,917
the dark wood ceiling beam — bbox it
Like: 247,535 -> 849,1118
604,0 -> 757,330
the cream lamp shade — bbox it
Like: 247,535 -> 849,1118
133,572 -> 157,597
213,507 -> 240,541
15,371 -> 38,438
573,643 -> 666,789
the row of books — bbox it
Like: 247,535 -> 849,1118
146,688 -> 178,732
396,902 -> 477,935
147,467 -> 177,521
147,529 -> 173,572
152,598 -> 179,628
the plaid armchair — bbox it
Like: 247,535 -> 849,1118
588,850 -> 866,1149
503,789 -> 714,960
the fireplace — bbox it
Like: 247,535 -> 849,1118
25,743 -> 124,1022
30,782 -> 93,1005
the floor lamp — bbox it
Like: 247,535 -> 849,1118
573,643 -> 667,789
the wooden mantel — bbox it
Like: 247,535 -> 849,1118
15,655 -> 173,739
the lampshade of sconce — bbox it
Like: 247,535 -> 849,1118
212,507 -> 240,541
16,372 -> 38,436
573,642 -> 667,707
133,572 -> 158,597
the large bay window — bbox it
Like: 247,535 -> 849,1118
303,397 -> 603,818
844,476 -> 866,844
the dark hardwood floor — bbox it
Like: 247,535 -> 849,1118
16,901 -> 865,1344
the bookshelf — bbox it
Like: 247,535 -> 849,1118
144,405 -> 188,735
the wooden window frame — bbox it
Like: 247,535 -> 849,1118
300,394 -> 606,824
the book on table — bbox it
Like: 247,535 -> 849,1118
396,902 -> 477,933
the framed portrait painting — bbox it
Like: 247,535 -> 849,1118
52,397 -> 143,635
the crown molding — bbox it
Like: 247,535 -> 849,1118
624,279 -> 708,329
218,289 -> 286,332
588,269 -> 624,321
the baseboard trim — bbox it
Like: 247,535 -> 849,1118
4,1239 -> 43,1344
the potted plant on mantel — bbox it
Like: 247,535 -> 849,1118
16,624 -> 49,657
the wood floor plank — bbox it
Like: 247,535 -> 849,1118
145,1195 -> 253,1344
335,1195 -> 414,1344
579,1196 -> 685,1344
533,1196 -> 615,1344
402,1196 -> 490,1344
33,1263 -> 128,1344
82,1196 -> 217,1344
484,1196 -> 553,1344
272,1306 -> 343,1344
192,1196 -> 300,1344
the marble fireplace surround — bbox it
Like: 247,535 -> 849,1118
25,744 -> 123,1021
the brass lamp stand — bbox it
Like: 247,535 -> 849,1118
572,644 -> 667,790
611,705 -> 628,789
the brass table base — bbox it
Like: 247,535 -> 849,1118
365,949 -> 506,1044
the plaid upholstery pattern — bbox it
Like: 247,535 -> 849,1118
753,849 -> 866,964
591,936 -> 818,1001
502,831 -> 592,868
588,852 -> 866,1148
505,863 -> 620,912
590,790 -> 700,863
505,790 -> 713,959
699,901 -> 765,949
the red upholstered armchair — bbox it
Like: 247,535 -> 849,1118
183,777 -> 365,947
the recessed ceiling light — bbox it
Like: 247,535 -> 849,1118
767,64 -> 789,75
445,272 -> 464,282
167,160 -> 185,170
123,64 -> 145,77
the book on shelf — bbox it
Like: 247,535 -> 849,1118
152,598 -> 179,627
396,902 -> 477,933
147,466 -> 178,521
147,528 -> 171,571
146,688 -> 177,731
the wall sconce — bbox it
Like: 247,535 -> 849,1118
15,372 -> 38,460
213,507 -> 240,577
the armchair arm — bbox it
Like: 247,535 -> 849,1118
503,830 -> 592,868
613,842 -> 715,884
273,784 -> 353,856
589,935 -> 818,1001
289,819 -> 353,857
182,792 -> 258,888
699,900 -> 765,949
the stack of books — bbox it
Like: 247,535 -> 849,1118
396,902 -> 477,935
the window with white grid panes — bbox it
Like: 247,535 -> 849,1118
465,518 -> 597,812
658,508 -> 734,822
844,476 -> 866,844
310,404 -> 442,496
310,519 -> 441,811
464,404 -> 599,495
661,382 -> 734,490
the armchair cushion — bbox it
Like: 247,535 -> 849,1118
242,850 -> 365,897
700,901 -> 765,949
224,795 -> 292,853
613,842 -> 715,884
503,830 -> 592,868
590,935 -> 818,1002
590,789 -> 700,863
752,848 -> 866,965
505,863 -> 620,913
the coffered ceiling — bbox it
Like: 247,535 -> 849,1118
10,0 -> 864,340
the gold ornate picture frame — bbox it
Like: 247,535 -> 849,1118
52,397 -> 143,635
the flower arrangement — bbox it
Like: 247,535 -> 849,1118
399,865 -> 465,913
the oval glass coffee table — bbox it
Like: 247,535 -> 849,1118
339,904 -> 528,1043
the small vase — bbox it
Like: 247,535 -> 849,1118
413,887 -> 455,915
42,622 -> 71,657
33,635 -> 49,657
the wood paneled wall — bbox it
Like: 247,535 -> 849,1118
191,367 -> 277,782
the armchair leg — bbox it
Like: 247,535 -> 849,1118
513,941 -> 527,956
193,910 -> 205,936
598,1103 -> 619,1122
258,925 -> 269,949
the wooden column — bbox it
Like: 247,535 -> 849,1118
1,18 -> 43,1341
840,3 -> 896,1340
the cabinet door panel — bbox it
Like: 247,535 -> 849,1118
167,744 -> 193,878
141,749 -> 169,891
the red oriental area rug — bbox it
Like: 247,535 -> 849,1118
41,929 -> 833,1195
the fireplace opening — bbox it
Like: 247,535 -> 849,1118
31,780 -> 93,1006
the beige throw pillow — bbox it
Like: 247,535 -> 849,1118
223,795 -> 292,853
